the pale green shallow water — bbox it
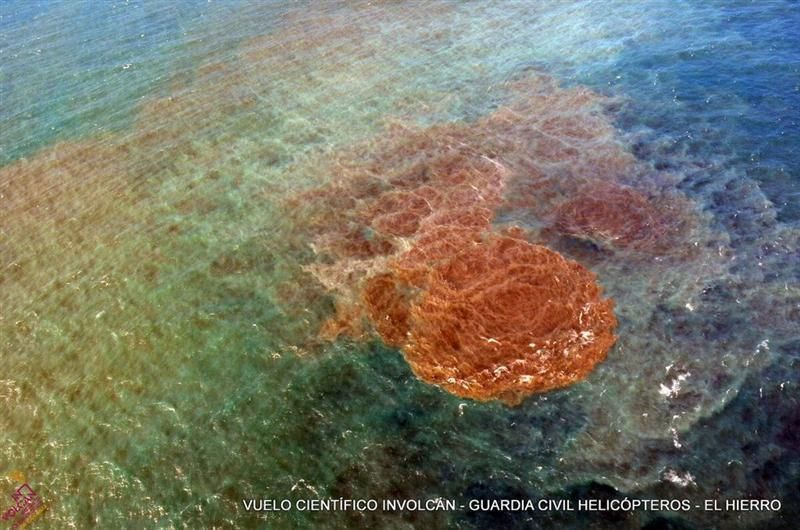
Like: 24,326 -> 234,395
1,1 -> 799,529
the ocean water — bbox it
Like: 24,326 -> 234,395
1,1 -> 798,529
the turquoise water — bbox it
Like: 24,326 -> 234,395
1,1 -> 798,529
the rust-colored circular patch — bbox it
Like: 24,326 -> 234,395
396,235 -> 617,405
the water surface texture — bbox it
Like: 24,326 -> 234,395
1,1 -> 798,529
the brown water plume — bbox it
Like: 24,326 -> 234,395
281,74 -> 692,404
393,234 -> 616,405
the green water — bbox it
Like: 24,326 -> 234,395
1,4 -> 537,527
